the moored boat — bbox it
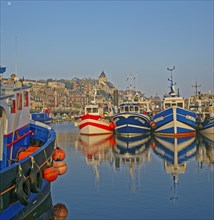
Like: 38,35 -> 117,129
0,69 -> 57,219
151,67 -> 196,137
112,102 -> 151,136
188,89 -> 214,134
31,107 -> 53,124
78,104 -> 115,135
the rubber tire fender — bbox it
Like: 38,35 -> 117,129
0,194 -> 3,214
29,165 -> 42,193
15,175 -> 30,206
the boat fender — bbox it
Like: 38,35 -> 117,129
15,166 -> 30,206
150,121 -> 156,128
29,165 -> 42,193
0,194 -> 3,214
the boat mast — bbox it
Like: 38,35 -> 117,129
192,81 -> 201,97
167,66 -> 176,96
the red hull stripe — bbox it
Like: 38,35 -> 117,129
154,131 -> 196,138
79,121 -> 113,132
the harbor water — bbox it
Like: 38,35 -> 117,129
49,122 -> 213,220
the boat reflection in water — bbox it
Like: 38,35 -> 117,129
196,133 -> 214,167
113,135 -> 151,169
151,135 -> 197,200
7,181 -> 68,220
113,135 -> 151,191
78,134 -> 115,181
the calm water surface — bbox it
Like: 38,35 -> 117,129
50,122 -> 213,220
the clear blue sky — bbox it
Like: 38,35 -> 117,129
0,0 -> 213,98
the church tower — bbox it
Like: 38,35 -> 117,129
98,70 -> 107,85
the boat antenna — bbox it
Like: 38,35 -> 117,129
167,66 -> 176,96
192,81 -> 201,97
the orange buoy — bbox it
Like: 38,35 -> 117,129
27,145 -> 40,152
53,203 -> 68,220
18,145 -> 40,160
43,167 -> 58,182
52,161 -> 67,175
52,147 -> 66,161
18,151 -> 33,160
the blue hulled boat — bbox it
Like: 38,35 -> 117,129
0,69 -> 56,219
199,116 -> 214,135
188,88 -> 214,135
31,108 -> 53,124
112,102 -> 151,136
151,67 -> 196,137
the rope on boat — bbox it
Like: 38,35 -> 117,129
0,150 -> 52,196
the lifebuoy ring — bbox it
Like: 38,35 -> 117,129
29,165 -> 42,193
15,174 -> 30,206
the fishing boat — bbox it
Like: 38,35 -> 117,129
151,67 -> 196,137
0,69 -> 57,219
77,88 -> 115,135
188,88 -> 214,134
112,102 -> 151,136
77,104 -> 115,135
31,107 -> 52,124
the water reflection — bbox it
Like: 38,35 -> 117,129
11,187 -> 68,220
151,136 -> 197,200
113,135 -> 151,171
78,134 -> 114,181
78,134 -> 152,191
113,135 -> 151,191
196,133 -> 214,168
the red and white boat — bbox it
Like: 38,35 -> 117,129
78,104 -> 115,135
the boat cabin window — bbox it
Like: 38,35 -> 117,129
165,103 -> 171,109
135,106 -> 139,112
177,102 -> 183,108
130,106 -> 134,112
125,106 -> 129,112
93,108 -> 98,113
86,107 -> 99,114
86,108 -> 92,113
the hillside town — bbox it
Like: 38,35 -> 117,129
21,70 -> 162,118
